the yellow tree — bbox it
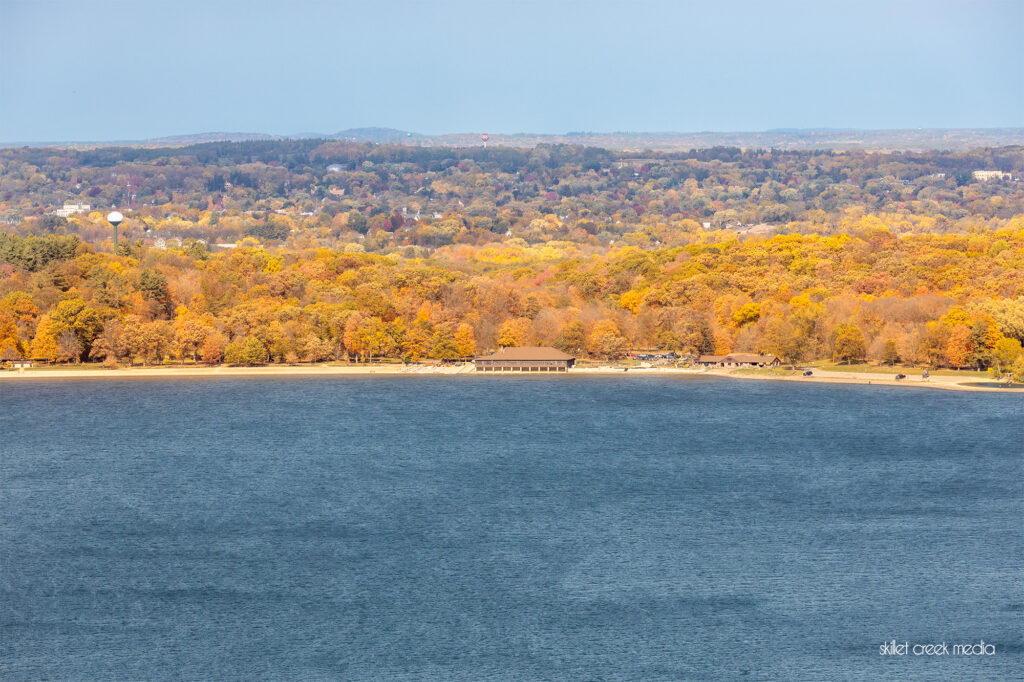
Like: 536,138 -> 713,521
428,327 -> 460,360
713,329 -> 733,355
553,320 -> 587,355
0,310 -> 21,359
732,302 -> 761,328
831,323 -> 866,364
173,316 -> 209,364
989,337 -> 1022,379
945,325 -> 973,368
138,321 -> 172,366
1012,356 -> 1024,384
0,292 -> 39,326
402,325 -> 430,362
30,315 -> 58,361
619,290 -> 643,314
343,312 -> 364,358
588,319 -> 629,360
497,317 -> 531,347
200,331 -> 227,364
454,323 -> 476,357
350,316 -> 388,361
297,333 -> 328,362
49,298 -> 104,360
0,336 -> 20,360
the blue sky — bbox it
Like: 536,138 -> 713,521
1,0 -> 1021,141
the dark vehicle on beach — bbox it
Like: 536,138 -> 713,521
802,370 -> 813,376
895,374 -> 907,380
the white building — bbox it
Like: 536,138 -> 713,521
973,170 -> 1012,182
50,203 -> 91,217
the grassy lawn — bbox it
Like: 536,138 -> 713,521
2,362 -> 223,372
2,363 -> 121,372
729,363 -> 993,379
805,361 -> 989,378
3,360 -> 411,372
730,367 -> 801,376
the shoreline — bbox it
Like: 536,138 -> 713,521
705,368 -> 1021,393
0,363 -> 1020,392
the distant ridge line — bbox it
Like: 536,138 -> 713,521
3,128 -> 1024,152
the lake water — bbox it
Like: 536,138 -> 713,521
1,376 -> 1021,680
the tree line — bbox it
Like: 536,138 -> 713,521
1,229 -> 1022,381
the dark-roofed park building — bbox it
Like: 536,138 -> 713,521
474,346 -> 576,372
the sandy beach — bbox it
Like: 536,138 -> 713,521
574,366 -> 1021,392
0,363 -> 439,379
704,367 -> 1022,393
1,362 -> 1020,392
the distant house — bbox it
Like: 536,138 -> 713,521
50,203 -> 91,218
973,170 -> 1012,182
475,346 -> 575,372
696,353 -> 780,368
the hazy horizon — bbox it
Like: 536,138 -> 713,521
2,0 -> 1021,143
6,125 -> 1024,147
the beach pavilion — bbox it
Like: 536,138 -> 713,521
474,346 -> 575,372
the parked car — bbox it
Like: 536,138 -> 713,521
895,374 -> 907,380
802,370 -> 813,377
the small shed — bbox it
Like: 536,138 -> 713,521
10,359 -> 34,369
475,347 -> 575,372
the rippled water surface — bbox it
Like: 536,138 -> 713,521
1,376 -> 1021,680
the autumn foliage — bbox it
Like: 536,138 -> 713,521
1,140 -> 1022,376
1,226 -> 1022,375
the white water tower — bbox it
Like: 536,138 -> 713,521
107,211 -> 123,250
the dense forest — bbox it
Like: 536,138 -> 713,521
1,229 -> 1022,377
1,142 -> 1022,252
1,141 -> 1022,377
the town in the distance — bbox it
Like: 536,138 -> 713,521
1,135 -> 1022,389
